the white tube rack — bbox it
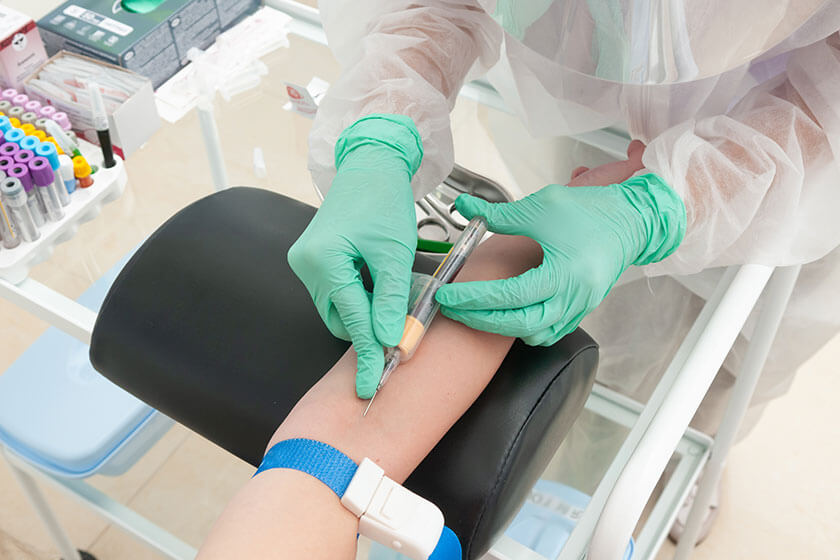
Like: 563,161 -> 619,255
0,140 -> 128,285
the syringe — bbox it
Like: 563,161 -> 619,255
363,215 -> 488,416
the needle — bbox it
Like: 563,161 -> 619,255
362,391 -> 377,417
362,350 -> 401,417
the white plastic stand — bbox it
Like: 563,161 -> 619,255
0,141 -> 128,284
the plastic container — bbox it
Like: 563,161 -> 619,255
0,250 -> 174,478
503,480 -> 634,559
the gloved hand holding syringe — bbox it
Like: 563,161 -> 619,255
363,215 -> 488,416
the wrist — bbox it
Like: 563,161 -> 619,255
619,173 -> 686,266
335,114 -> 424,177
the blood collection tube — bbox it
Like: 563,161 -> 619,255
44,137 -> 62,155
20,135 -> 39,152
0,156 -> 14,174
20,123 -> 36,136
1,89 -> 17,102
73,156 -> 93,188
9,118 -> 20,128
12,94 -> 28,107
0,198 -> 20,249
0,116 -> 11,133
58,155 -> 75,195
39,105 -> 56,118
30,157 -> 63,221
5,128 -> 24,144
45,121 -> 82,158
0,177 -> 39,242
36,142 -> 70,206
35,142 -> 59,168
14,150 -> 34,165
0,100 -> 10,113
33,130 -> 46,141
52,112 -> 71,130
21,112 -> 37,125
0,142 -> 19,158
8,106 -> 24,120
9,164 -> 44,227
0,169 -> 20,250
24,100 -> 41,113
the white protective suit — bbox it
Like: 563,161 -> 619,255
308,0 -> 840,457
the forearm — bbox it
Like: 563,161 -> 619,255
198,233 -> 542,559
642,38 -> 840,274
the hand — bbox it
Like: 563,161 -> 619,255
568,140 -> 646,186
435,168 -> 685,346
288,114 -> 423,398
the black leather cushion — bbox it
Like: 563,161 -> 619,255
90,187 -> 597,558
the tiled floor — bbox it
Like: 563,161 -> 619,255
1,1 -> 839,559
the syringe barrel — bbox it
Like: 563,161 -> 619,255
397,275 -> 442,361
431,216 -> 487,285
397,217 -> 488,360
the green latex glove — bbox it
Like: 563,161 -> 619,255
288,114 -> 422,398
435,174 -> 686,345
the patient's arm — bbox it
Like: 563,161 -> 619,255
197,232 -> 542,560
197,154 -> 645,560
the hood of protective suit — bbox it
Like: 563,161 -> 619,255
481,0 -> 832,84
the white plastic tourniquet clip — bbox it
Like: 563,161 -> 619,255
342,458 -> 445,559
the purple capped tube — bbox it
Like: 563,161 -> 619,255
14,150 -> 34,165
8,163 -> 44,227
0,142 -> 19,158
0,177 -> 39,242
29,157 -> 63,222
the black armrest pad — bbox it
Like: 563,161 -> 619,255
90,187 -> 597,558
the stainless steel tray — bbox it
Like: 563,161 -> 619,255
416,164 -> 512,252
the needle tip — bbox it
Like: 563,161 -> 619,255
362,393 -> 376,417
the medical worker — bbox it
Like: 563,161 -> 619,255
288,0 -> 840,539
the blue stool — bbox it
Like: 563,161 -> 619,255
0,253 -> 188,560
